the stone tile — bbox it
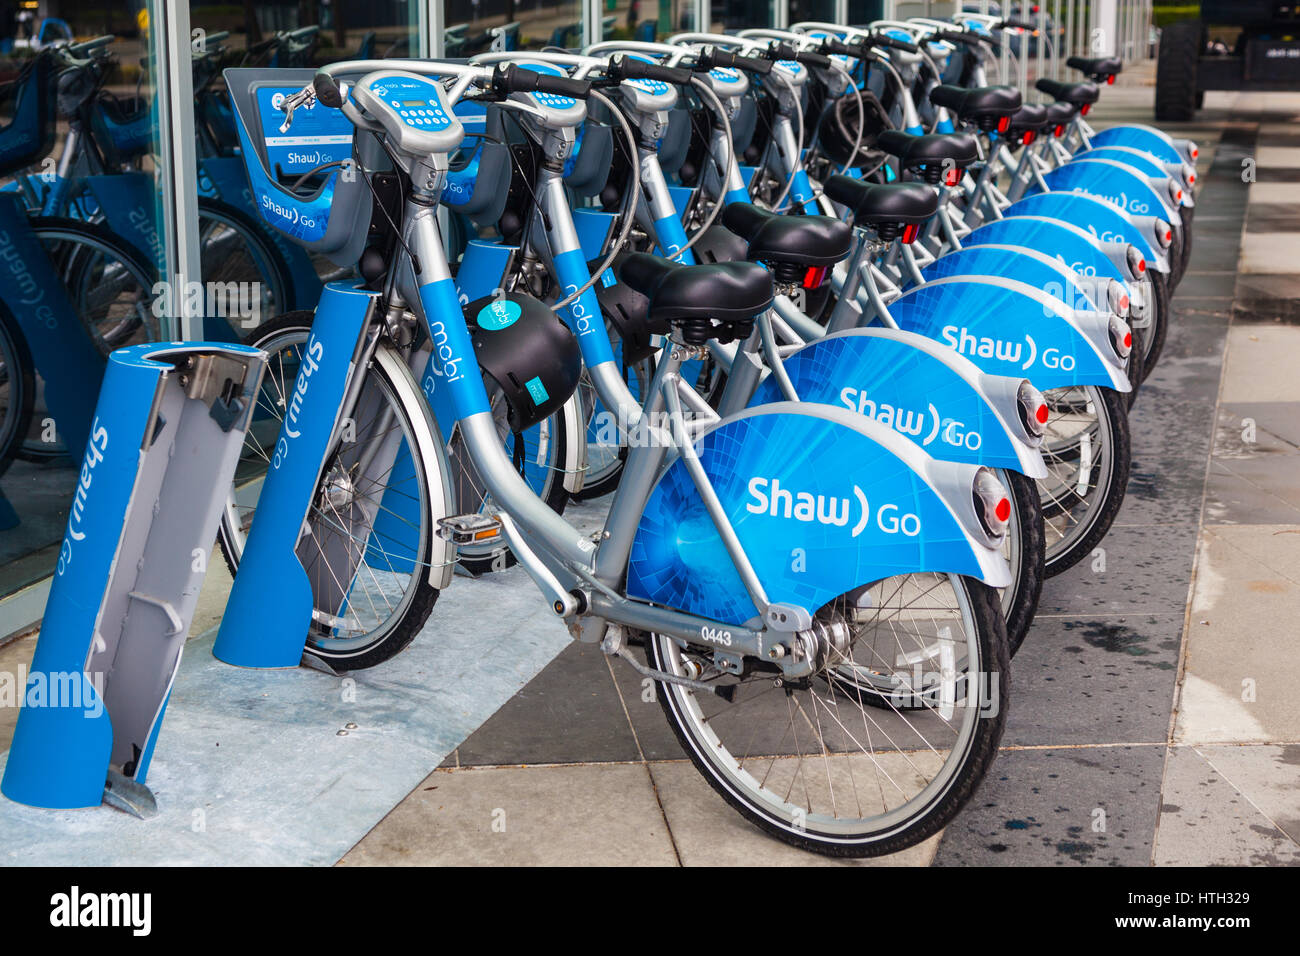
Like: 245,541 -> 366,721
1175,525 -> 1300,745
1255,146 -> 1300,168
1038,524 -> 1201,617
445,640 -> 640,768
1114,455 -> 1210,528
933,744 -> 1166,865
0,632 -> 36,753
1153,746 -> 1300,865
1006,614 -> 1183,747
1244,203 -> 1300,232
1240,233 -> 1300,273
1204,459 -> 1300,525
1246,182 -> 1300,205
339,763 -> 678,866
1214,402 -> 1300,457
645,758 -> 940,866
1173,271 -> 1239,299
1222,326 -> 1300,401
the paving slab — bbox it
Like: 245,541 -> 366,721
1221,326 -> 1300,401
644,759 -> 940,866
1153,746 -> 1300,865
1175,525 -> 1300,745
339,762 -> 678,866
933,745 -> 1167,866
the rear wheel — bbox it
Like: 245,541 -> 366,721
648,573 -> 1008,856
0,307 -> 34,477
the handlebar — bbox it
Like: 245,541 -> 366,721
491,63 -> 592,99
694,46 -> 773,75
766,42 -> 832,69
608,54 -> 693,87
996,19 -> 1036,31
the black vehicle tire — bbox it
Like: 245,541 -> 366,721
1155,20 -> 1202,122
1002,469 -> 1046,656
0,305 -> 35,477
196,197 -> 295,335
1142,269 -> 1171,380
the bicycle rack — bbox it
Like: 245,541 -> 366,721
1,342 -> 266,815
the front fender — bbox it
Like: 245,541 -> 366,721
1033,159 -> 1179,225
918,243 -> 1110,314
1074,146 -> 1194,208
1003,192 -> 1170,274
964,215 -> 1133,284
626,402 -> 1011,625
747,327 -> 1048,478
1087,124 -> 1184,165
887,275 -> 1131,393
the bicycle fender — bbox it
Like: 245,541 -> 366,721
748,327 -> 1047,478
626,402 -> 1011,626
1073,147 -> 1194,207
964,216 -> 1132,286
1030,159 -> 1179,227
887,275 -> 1131,393
1003,192 -> 1170,274
917,243 -> 1114,315
1087,125 -> 1185,165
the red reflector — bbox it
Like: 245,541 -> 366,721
1137,258 -> 1146,273
802,265 -> 828,289
997,114 -> 1011,133
1035,403 -> 1050,425
944,166 -> 961,186
1189,173 -> 1196,184
1192,147 -> 1199,158
1054,124 -> 1064,137
902,222 -> 921,243
1023,129 -> 1036,145
1165,229 -> 1172,241
1107,74 -> 1115,85
1176,189 -> 1183,201
1118,294 -> 1129,312
995,498 -> 1011,522
1081,103 -> 1091,115
1123,331 -> 1132,348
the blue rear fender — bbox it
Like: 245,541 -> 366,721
886,275 -> 1132,393
747,327 -> 1048,478
627,402 -> 1012,625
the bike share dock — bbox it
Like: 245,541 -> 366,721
0,72 -> 1298,868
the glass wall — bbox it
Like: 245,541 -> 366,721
0,0 -> 175,628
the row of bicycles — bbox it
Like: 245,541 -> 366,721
212,15 -> 1194,855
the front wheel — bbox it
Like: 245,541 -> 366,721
999,469 -> 1046,656
1037,385 -> 1130,576
648,573 -> 1009,857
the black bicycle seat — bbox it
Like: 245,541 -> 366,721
1006,103 -> 1049,133
721,204 -> 853,269
1035,78 -> 1100,107
1067,55 -> 1122,82
617,254 -> 774,328
1044,101 -> 1077,131
930,84 -> 1022,129
877,130 -> 979,182
823,178 -> 939,226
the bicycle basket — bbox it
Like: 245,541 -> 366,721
225,67 -> 370,265
0,53 -> 59,179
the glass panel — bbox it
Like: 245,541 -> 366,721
848,0 -> 886,24
789,0 -> 837,24
711,0 -> 776,33
0,2 -> 172,612
444,0 -> 583,51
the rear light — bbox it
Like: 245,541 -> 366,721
1023,129 -> 1036,145
1107,74 -> 1115,85
944,166 -> 961,186
972,467 -> 1011,540
997,114 -> 1011,133
901,221 -> 921,243
1154,220 -> 1172,248
802,265 -> 828,289
1016,380 -> 1049,438
1126,244 -> 1146,276
1053,123 -> 1065,137
1107,279 -> 1130,317
1081,102 -> 1091,115
1108,314 -> 1133,359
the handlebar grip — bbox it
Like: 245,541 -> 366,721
997,19 -> 1035,30
494,64 -> 591,99
878,35 -> 921,54
612,55 -> 693,86
69,35 -> 114,55
696,47 -> 773,75
767,42 -> 831,68
819,38 -> 861,58
314,72 -> 345,109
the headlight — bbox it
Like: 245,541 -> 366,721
1107,278 -> 1130,317
1016,380 -> 1049,438
1108,314 -> 1133,359
972,467 -> 1011,541
1126,243 -> 1146,278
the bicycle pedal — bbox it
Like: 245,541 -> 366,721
437,514 -> 503,545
